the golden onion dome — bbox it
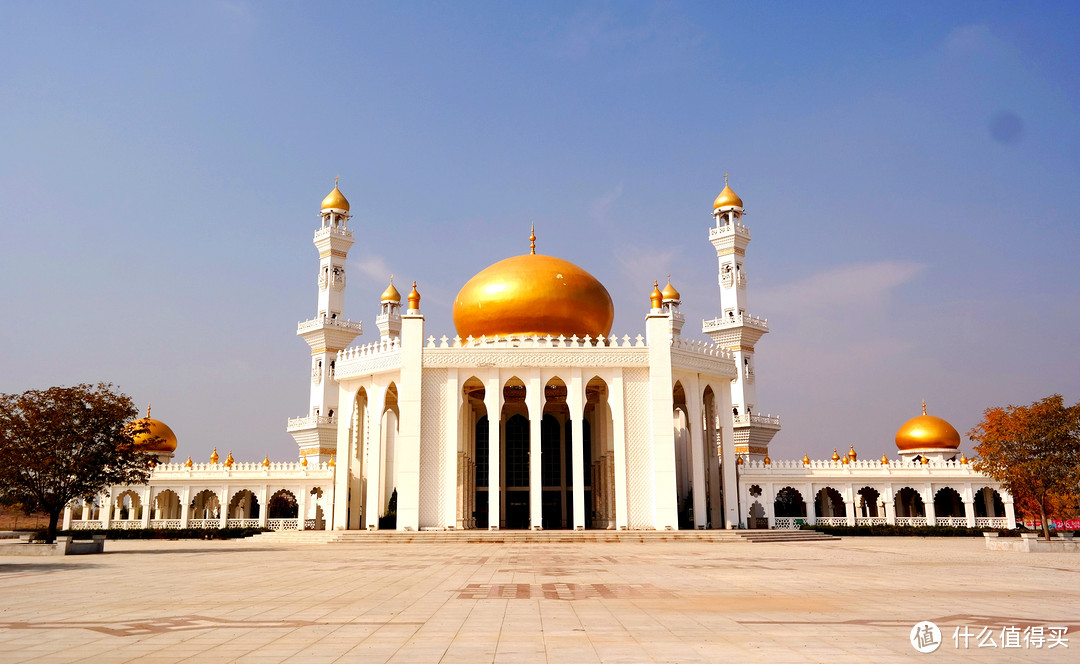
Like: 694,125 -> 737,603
453,250 -> 614,340
381,280 -> 401,302
895,403 -> 961,451
210,447 -> 219,464
127,415 -> 178,454
321,186 -> 350,212
407,281 -> 421,310
802,453 -> 810,465
848,445 -> 857,461
661,279 -> 680,301
650,281 -> 663,309
831,449 -> 840,462
713,183 -> 744,210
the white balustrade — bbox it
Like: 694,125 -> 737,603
816,517 -> 847,526
895,517 -> 928,527
287,415 -> 337,429
855,517 -> 887,526
149,519 -> 183,529
313,226 -> 353,241
268,518 -> 299,531
188,519 -> 221,529
703,313 -> 769,333
297,315 -> 363,334
773,517 -> 805,530
975,517 -> 1008,528
936,517 -> 969,527
226,519 -> 261,528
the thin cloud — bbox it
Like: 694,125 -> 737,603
757,261 -> 925,315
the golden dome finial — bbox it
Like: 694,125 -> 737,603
262,455 -> 270,468
831,448 -> 840,462
529,224 -> 536,255
407,281 -> 420,310
301,456 -> 309,467
763,454 -> 771,465
960,453 -> 968,465
802,453 -> 810,465
224,451 -> 234,468
848,444 -> 857,461
920,455 -> 930,465
881,453 -> 888,465
725,172 -> 729,185
146,402 -> 151,418
650,280 -> 663,309
922,399 -> 927,415
841,453 -> 850,464
185,455 -> 192,467
210,447 -> 219,464
328,457 -> 336,467
735,456 -> 744,465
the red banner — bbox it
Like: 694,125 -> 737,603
1022,519 -> 1080,530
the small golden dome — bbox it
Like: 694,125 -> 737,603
880,453 -> 889,465
328,457 -> 336,467
224,451 -> 234,468
321,186 -> 350,212
127,415 -> 178,454
763,455 -> 771,465
831,449 -> 840,462
920,455 -> 930,465
735,456 -> 744,465
210,447 -> 219,464
661,279 -> 680,301
301,457 -> 309,467
960,453 -> 968,465
650,281 -> 663,309
453,250 -> 614,339
381,280 -> 401,302
262,455 -> 270,467
895,403 -> 961,451
713,176 -> 744,209
841,454 -> 850,464
848,445 -> 857,461
407,281 -> 421,310
184,455 -> 192,467
802,453 -> 810,465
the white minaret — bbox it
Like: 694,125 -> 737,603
375,278 -> 402,340
287,180 -> 364,464
702,175 -> 780,461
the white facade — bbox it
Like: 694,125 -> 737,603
66,182 -> 1013,533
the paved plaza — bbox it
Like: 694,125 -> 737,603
1,535 -> 1078,663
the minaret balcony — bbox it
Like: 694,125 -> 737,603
287,415 -> 337,431
297,315 -> 363,335
709,223 -> 751,242
313,226 -> 353,241
702,313 -> 769,334
733,413 -> 780,428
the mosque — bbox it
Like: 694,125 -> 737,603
62,181 -> 1015,532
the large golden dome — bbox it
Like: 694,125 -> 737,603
321,186 -> 350,212
127,416 -> 178,454
895,405 -> 960,451
453,252 -> 614,339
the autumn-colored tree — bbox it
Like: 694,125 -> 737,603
0,383 -> 154,542
969,395 -> 1080,540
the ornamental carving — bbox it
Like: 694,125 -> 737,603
421,349 -> 650,369
332,266 -> 345,291
318,268 -> 328,291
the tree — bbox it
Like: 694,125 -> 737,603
969,395 -> 1080,540
0,383 -> 153,542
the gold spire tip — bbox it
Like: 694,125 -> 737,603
922,399 -> 927,415
724,172 -> 729,185
334,174 -> 340,188
529,224 -> 536,255
146,402 -> 151,418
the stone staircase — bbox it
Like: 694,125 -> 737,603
249,529 -> 838,545
736,530 -> 840,543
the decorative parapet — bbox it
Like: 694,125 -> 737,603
733,413 -> 781,427
738,458 -> 983,474
149,461 -> 334,478
709,223 -> 751,242
297,315 -> 363,335
287,415 -> 336,430
313,226 -> 353,241
703,313 -> 769,334
424,333 -> 646,349
335,337 -> 403,378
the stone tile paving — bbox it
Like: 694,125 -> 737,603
0,537 -> 1077,662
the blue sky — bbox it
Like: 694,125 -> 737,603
1,1 -> 1078,462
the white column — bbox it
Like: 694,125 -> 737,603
717,379 -> 738,528
62,505 -> 72,530
395,313 -> 425,531
180,486 -> 191,527
333,384 -> 357,530
685,375 -> 707,529
925,485 -> 936,525
569,369 -> 586,530
804,484 -> 816,525
609,370 -> 628,530
102,492 -> 113,529
219,486 -> 229,528
646,313 -> 678,530
484,374 -> 502,530
844,487 -> 856,526
443,369 -> 461,528
764,483 -> 775,527
258,486 -> 269,528
297,486 -> 308,530
1003,495 -> 1017,529
527,372 -> 544,529
140,487 -> 152,527
364,385 -> 386,529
